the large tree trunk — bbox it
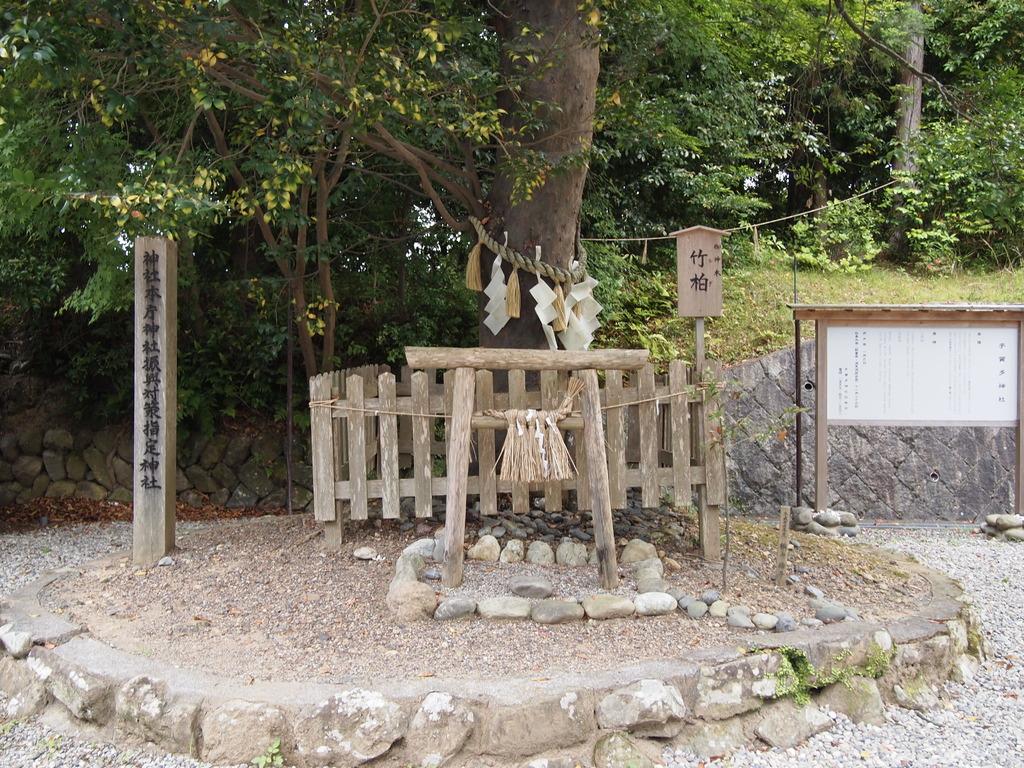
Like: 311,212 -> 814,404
480,1 -> 600,350
889,1 -> 925,256
895,1 -> 924,174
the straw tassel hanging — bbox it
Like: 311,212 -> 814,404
465,240 -> 483,291
552,282 -> 568,332
506,266 -> 521,318
485,378 -> 584,482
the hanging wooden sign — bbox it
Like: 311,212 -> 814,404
673,225 -> 726,318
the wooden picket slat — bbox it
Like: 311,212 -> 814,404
412,371 -> 432,518
476,370 -> 497,519
540,369 -> 563,512
639,364 -> 659,507
378,372 -> 400,519
509,368 -> 529,515
669,360 -> 692,508
605,369 -> 626,509
346,374 -> 368,520
310,374 -> 335,522
398,365 -> 413,455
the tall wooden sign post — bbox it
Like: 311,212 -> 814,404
673,225 -> 727,562
133,237 -> 177,565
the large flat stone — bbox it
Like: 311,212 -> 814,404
596,679 -> 687,737
816,675 -> 885,725
295,690 -> 407,767
479,690 -> 596,758
694,653 -> 781,720
531,600 -> 584,624
478,597 -> 532,620
582,595 -> 634,620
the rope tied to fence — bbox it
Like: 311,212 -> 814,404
482,377 -> 585,483
306,384 -> 702,419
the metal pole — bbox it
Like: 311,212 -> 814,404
794,319 -> 803,507
695,317 -> 706,374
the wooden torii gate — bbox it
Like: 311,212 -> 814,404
404,347 -> 651,589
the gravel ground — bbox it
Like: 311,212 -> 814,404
668,528 -> 1024,768
38,515 -> 924,684
2,522 -> 1020,767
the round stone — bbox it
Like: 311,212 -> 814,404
583,594 -> 635,620
633,592 -> 677,616
994,514 -> 1024,531
509,574 -> 554,599
775,613 -> 798,632
815,601 -> 848,623
434,598 -> 476,621
526,540 -> 555,565
620,539 -> 658,563
353,546 -> 377,560
813,509 -> 842,527
499,539 -> 525,563
467,535 -> 500,562
686,600 -> 708,619
531,599 -> 584,624
727,611 -> 755,629
1006,528 -> 1024,542
477,597 -> 531,620
804,585 -> 824,599
753,613 -> 779,630
708,600 -> 730,618
700,589 -> 721,605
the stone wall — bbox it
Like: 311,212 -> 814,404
0,377 -> 313,512
724,342 -> 1016,522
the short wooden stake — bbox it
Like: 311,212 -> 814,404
774,505 -> 791,587
441,367 -> 476,587
580,369 -> 619,589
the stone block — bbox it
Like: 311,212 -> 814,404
113,455 -> 133,487
115,675 -> 201,756
210,462 -> 237,489
0,657 -> 49,718
45,480 -> 76,499
12,455 -> 43,487
75,481 -> 108,500
238,458 -> 275,497
295,690 -> 407,767
185,465 -> 218,494
479,690 -> 595,757
0,432 -> 18,462
405,691 -> 476,768
815,675 -> 885,725
754,699 -> 831,749
65,453 -> 87,482
223,434 -> 252,467
43,429 -> 74,451
42,449 -> 65,481
596,679 -> 687,737
592,732 -> 654,768
199,434 -> 230,468
17,428 -> 43,456
202,699 -> 296,765
694,653 -> 780,720
27,647 -> 114,723
0,460 -> 10,482
252,433 -> 283,464
477,597 -> 531,620
82,446 -> 114,489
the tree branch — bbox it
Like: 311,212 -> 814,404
833,0 -> 963,114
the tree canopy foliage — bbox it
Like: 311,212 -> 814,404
1,0 -> 1021,427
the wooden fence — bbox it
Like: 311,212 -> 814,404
309,359 -> 726,556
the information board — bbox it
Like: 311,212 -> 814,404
826,324 -> 1019,426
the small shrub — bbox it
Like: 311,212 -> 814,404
793,197 -> 881,273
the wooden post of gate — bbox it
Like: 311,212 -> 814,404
673,225 -> 727,561
132,237 -> 177,566
441,367 -> 476,587
580,368 -> 619,589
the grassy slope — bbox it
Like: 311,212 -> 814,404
711,264 -> 1024,365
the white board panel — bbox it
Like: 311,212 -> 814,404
826,324 -> 1018,425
